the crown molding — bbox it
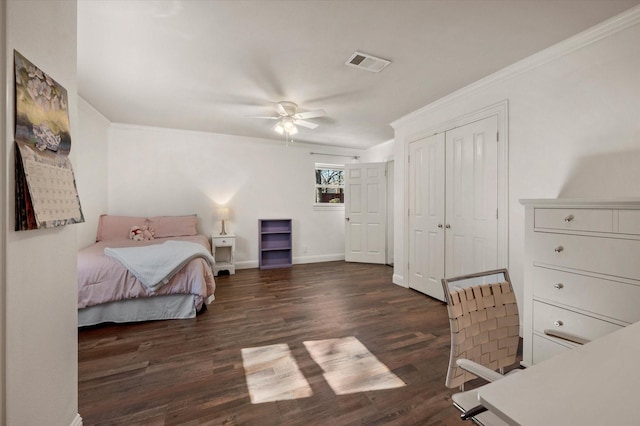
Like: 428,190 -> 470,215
392,5 -> 640,128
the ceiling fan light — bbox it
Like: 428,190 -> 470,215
289,125 -> 298,135
274,122 -> 285,135
283,119 -> 295,131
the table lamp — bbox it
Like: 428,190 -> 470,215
217,207 -> 230,235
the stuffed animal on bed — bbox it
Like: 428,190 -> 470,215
129,225 -> 155,241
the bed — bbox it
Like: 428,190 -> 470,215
78,214 -> 216,326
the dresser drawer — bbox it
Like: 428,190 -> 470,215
533,267 -> 640,324
619,210 -> 640,235
532,334 -> 574,364
534,208 -> 613,233
213,238 -> 234,247
532,232 -> 640,281
533,301 -> 622,344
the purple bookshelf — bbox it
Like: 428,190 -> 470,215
258,219 -> 292,269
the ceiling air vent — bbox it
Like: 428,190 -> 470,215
345,51 -> 391,73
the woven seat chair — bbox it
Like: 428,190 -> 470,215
441,269 -> 520,425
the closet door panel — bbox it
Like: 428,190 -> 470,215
445,116 -> 499,278
408,134 -> 445,299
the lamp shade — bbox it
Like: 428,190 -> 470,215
217,207 -> 230,220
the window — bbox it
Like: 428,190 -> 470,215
315,163 -> 344,206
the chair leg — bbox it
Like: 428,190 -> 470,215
461,404 -> 488,420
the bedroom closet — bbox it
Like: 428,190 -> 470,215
407,115 -> 502,301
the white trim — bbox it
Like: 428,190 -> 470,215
294,253 -> 345,264
402,101 -> 509,292
313,203 -> 345,211
0,1 -> 6,423
70,413 -> 83,426
392,274 -> 406,287
391,5 -> 640,129
314,162 -> 345,170
314,163 -> 345,206
386,160 -> 395,266
236,260 -> 259,270
236,254 -> 345,270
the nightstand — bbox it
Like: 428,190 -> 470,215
211,235 -> 236,276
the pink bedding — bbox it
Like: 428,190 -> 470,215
78,235 -> 215,310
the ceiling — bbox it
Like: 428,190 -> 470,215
77,0 -> 640,150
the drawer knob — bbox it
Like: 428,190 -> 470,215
554,246 -> 564,253
554,283 -> 564,289
564,214 -> 574,223
437,224 -> 443,229
445,224 -> 451,229
553,320 -> 563,327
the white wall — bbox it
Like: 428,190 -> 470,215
3,1 -> 80,425
392,7 -> 640,318
0,1 -> 6,422
361,139 -> 394,163
108,124 -> 363,267
76,97 -> 110,248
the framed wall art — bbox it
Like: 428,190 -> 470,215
14,50 -> 84,230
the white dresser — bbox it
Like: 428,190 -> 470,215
520,198 -> 640,366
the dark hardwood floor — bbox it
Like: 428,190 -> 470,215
78,262 -> 480,425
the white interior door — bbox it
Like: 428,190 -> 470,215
408,133 -> 445,297
445,116 -> 499,278
345,162 -> 387,264
407,115 -> 499,301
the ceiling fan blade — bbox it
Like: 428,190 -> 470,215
295,119 -> 319,129
275,103 -> 288,116
251,116 -> 279,120
295,109 -> 326,120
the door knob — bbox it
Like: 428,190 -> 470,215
554,246 -> 564,253
437,224 -> 443,228
445,224 -> 451,229
345,217 -> 350,221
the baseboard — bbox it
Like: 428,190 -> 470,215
235,260 -> 258,270
70,413 -> 83,426
235,255 -> 345,270
392,273 -> 406,287
294,253 -> 345,264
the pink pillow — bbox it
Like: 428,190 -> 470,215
148,215 -> 197,238
96,215 -> 147,241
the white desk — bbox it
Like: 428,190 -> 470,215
478,320 -> 640,425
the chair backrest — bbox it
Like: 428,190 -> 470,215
441,269 -> 519,388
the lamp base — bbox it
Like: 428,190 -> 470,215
220,220 -> 227,236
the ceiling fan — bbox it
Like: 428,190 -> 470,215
254,101 -> 326,137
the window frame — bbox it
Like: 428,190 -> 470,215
314,163 -> 345,210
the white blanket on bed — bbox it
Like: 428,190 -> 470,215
104,240 -> 215,292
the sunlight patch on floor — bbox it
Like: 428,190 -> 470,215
241,343 -> 313,404
304,336 -> 406,395
241,337 -> 405,404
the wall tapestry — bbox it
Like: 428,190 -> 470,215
14,50 -> 84,231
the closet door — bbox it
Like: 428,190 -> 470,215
445,115 -> 499,278
408,133 -> 445,297
407,115 -> 499,301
